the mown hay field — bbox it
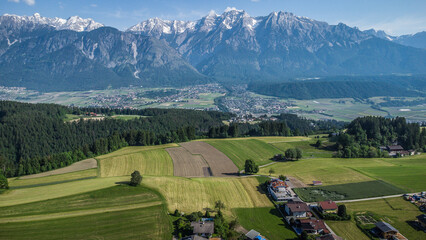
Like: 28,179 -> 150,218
143,176 -> 272,216
8,168 -> 97,189
0,176 -> 127,207
0,185 -> 171,240
205,139 -> 282,169
97,146 -> 175,177
234,207 -> 297,240
327,221 -> 369,240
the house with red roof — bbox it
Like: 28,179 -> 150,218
318,200 -> 338,214
298,219 -> 330,235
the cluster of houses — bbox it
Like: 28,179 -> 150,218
266,178 -> 344,240
183,219 -> 218,240
379,145 -> 416,157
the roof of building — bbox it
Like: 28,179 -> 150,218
286,202 -> 310,213
375,221 -> 398,233
299,219 -> 329,233
387,145 -> 404,151
246,229 -> 261,240
319,200 -> 338,210
316,233 -> 344,240
191,221 -> 214,234
183,235 -> 208,240
270,180 -> 288,189
417,214 -> 426,224
313,181 -> 323,185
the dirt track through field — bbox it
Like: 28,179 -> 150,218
180,141 -> 239,177
19,159 -> 98,179
166,147 -> 211,177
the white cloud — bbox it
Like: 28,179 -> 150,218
90,4 -> 97,8
251,0 -> 261,2
8,0 -> 35,6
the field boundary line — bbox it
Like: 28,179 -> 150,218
0,201 -> 162,223
334,193 -> 418,203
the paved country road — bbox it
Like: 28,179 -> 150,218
334,192 -> 419,203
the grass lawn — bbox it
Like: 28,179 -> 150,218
143,176 -> 272,216
271,140 -> 333,158
0,185 -> 172,240
234,207 -> 297,240
293,180 -> 405,202
327,221 -> 369,240
205,139 -> 283,169
97,147 -> 174,177
337,197 -> 425,240
258,157 -> 376,186
354,155 -> 426,192
8,169 -> 97,189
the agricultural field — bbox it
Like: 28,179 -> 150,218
293,180 -> 405,202
234,207 -> 298,240
327,221 -> 369,240
180,141 -> 239,176
143,176 -> 272,216
18,158 -> 97,179
0,185 -> 172,240
0,176 -> 127,207
8,168 -> 97,189
205,138 -> 282,169
167,147 -> 210,177
330,197 -> 424,240
97,145 -> 176,177
354,155 -> 426,192
270,137 -> 333,158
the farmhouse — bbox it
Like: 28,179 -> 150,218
316,233 -> 343,240
374,221 -> 398,239
268,179 -> 293,201
191,221 -> 214,237
386,145 -> 405,156
318,200 -> 338,214
284,201 -> 311,218
297,219 -> 330,235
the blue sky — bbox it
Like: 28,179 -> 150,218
2,0 -> 426,35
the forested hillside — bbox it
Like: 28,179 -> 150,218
333,116 -> 426,158
248,77 -> 425,100
0,101 -> 342,177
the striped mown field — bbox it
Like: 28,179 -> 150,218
97,145 -> 175,177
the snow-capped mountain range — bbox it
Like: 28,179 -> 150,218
0,10 -> 425,91
0,13 -> 103,32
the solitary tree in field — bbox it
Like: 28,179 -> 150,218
285,148 -> 295,160
215,200 -> 225,211
130,170 -> 142,186
315,139 -> 322,148
244,159 -> 259,174
268,168 -> 275,176
0,173 -> 8,189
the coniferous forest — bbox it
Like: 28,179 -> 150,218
333,116 -> 426,158
0,101 -> 341,177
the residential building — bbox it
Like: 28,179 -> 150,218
375,221 -> 398,239
191,221 -> 214,237
245,229 -> 267,240
298,219 -> 330,235
284,201 -> 311,218
318,200 -> 338,214
268,178 -> 294,201
316,233 -> 344,240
